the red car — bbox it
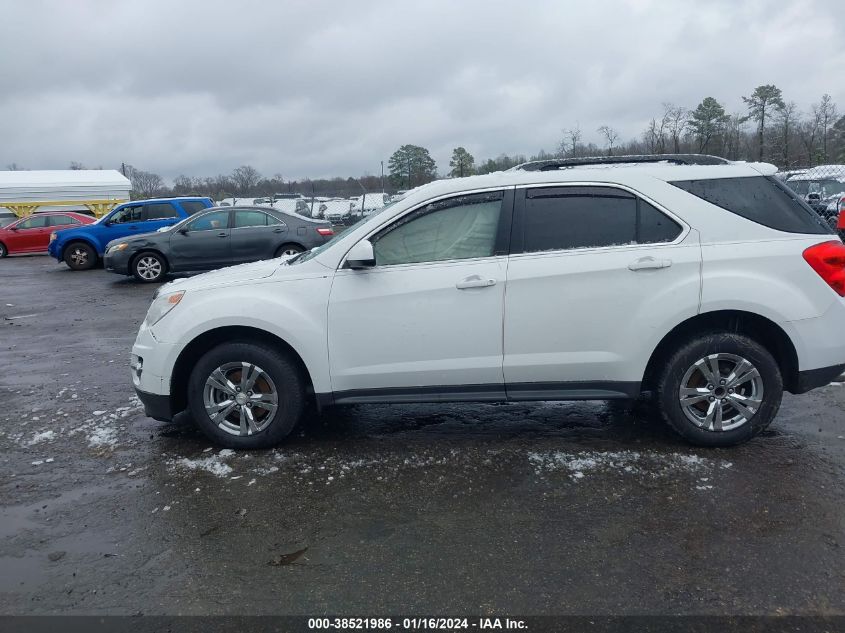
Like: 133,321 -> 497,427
0,212 -> 95,257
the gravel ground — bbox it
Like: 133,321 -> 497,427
1,254 -> 844,615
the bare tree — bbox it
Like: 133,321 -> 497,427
815,94 -> 839,162
68,161 -> 85,170
774,102 -> 798,167
231,165 -> 262,195
664,103 -> 688,153
597,125 -> 619,156
5,163 -> 23,170
644,116 -> 668,154
125,164 -> 164,199
557,125 -> 583,157
798,108 -> 822,165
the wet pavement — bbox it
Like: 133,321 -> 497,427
1,254 -> 844,615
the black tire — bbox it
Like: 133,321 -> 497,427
275,243 -> 304,258
0,242 -> 7,258
655,333 -> 782,447
132,251 -> 168,283
187,341 -> 305,449
63,241 -> 97,270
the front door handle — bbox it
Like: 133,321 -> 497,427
456,275 -> 497,289
628,257 -> 672,271
217,232 -> 228,238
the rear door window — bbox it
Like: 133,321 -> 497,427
48,215 -> 81,226
180,200 -> 209,215
234,210 -> 271,227
671,176 -> 831,234
144,203 -> 179,220
518,186 -> 682,253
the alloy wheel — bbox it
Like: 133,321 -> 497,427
678,353 -> 764,431
202,362 -> 279,436
136,256 -> 162,280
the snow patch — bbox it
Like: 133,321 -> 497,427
527,450 -> 729,481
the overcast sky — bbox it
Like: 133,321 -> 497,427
1,0 -> 843,182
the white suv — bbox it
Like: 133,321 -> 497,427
131,155 -> 845,449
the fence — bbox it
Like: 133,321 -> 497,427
779,164 -> 845,237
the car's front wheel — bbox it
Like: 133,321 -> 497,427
64,242 -> 97,270
187,342 -> 305,449
656,333 -> 783,447
132,252 -> 168,283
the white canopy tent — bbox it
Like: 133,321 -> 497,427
0,169 -> 131,217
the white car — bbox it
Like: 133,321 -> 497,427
131,155 -> 845,449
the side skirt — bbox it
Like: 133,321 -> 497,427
317,381 -> 641,407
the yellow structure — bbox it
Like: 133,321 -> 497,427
3,199 -> 128,218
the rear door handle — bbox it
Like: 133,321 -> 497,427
456,275 -> 497,289
217,232 -> 228,238
628,257 -> 672,271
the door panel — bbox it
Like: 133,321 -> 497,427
168,210 -> 231,270
8,216 -> 50,252
503,186 -> 701,393
230,210 -> 286,263
328,258 -> 508,394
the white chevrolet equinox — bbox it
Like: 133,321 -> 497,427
131,155 -> 845,449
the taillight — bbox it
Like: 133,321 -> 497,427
316,227 -> 333,237
803,241 -> 845,296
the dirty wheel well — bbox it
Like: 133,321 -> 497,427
170,326 -> 314,414
642,310 -> 799,393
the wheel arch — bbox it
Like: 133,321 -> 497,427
60,236 -> 99,260
275,242 -> 306,256
169,325 -> 316,415
642,310 -> 800,394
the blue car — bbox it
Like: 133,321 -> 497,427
48,197 -> 213,270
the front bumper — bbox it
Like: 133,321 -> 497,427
135,387 -> 174,422
47,240 -> 61,261
104,249 -> 132,274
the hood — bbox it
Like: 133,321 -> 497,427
105,231 -> 164,250
159,254 -> 330,293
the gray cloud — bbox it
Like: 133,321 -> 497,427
1,0 -> 843,181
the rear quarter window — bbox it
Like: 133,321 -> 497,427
671,176 -> 832,235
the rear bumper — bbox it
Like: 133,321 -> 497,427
135,387 -> 174,422
792,364 -> 845,394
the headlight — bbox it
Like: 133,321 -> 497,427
49,232 -> 57,242
143,290 -> 185,327
107,243 -> 128,254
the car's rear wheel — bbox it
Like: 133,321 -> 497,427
655,333 -> 782,447
187,342 -> 305,449
64,242 -> 97,270
0,242 -> 7,258
132,252 -> 168,283
275,243 -> 304,258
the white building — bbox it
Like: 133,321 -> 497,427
0,169 -> 131,217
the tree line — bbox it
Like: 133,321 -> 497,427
5,84 -> 843,200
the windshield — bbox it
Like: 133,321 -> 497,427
290,201 -> 396,264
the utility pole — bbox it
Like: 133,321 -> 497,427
380,161 -> 384,195
121,162 -> 126,177
407,157 -> 412,190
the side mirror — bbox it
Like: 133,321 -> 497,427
9,226 -> 18,231
178,228 -> 189,235
346,239 -> 375,269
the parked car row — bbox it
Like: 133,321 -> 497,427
781,165 -> 845,235
1,197 -> 334,284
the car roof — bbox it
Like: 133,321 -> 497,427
397,160 -> 779,204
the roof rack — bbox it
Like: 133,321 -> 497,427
513,154 -> 730,172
